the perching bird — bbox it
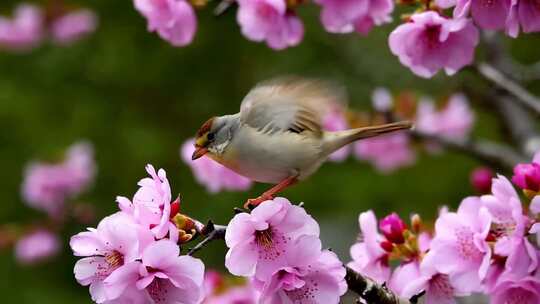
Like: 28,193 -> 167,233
192,77 -> 412,207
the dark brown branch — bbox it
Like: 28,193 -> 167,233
475,62 -> 540,116
411,130 -> 526,171
187,220 -> 226,256
346,267 -> 414,304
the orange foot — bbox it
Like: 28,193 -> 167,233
244,194 -> 274,209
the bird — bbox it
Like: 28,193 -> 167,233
191,77 -> 413,208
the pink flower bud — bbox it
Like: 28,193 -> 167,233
470,167 -> 494,194
512,162 -> 540,192
379,213 -> 407,244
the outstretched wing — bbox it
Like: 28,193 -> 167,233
239,77 -> 347,136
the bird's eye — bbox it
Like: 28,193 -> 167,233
207,132 -> 215,141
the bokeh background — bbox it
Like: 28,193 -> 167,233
1,0 -> 539,303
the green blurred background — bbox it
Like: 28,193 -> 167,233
0,0 -> 539,302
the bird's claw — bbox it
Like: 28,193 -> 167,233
244,194 -> 274,209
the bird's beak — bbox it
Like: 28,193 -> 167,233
192,146 -> 208,160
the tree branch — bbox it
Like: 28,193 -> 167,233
411,130 -> 526,171
346,266 -> 416,304
187,220 -> 226,256
186,220 -> 421,303
475,62 -> 540,116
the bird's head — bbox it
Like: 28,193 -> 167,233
192,116 -> 235,160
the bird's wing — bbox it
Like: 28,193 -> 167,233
239,77 -> 347,136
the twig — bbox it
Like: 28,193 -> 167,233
475,62 -> 540,116
346,266 -> 414,304
214,0 -> 235,16
488,94 -> 540,157
187,221 -> 226,256
479,33 -> 540,157
411,130 -> 526,171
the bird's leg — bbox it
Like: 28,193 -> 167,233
244,175 -> 299,209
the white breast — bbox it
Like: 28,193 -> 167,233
219,126 -> 325,184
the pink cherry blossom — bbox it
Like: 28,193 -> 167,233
224,197 -> 320,280
451,0 -> 511,31
70,212 -> 153,303
512,152 -> 540,192
181,139 -> 253,193
415,93 -> 474,140
470,167 -> 494,194
51,9 -> 98,45
348,210 -> 390,283
134,0 -> 197,47
426,197 -> 492,293
491,276 -> 540,304
236,0 -> 304,50
116,165 -> 179,242
0,4 -> 44,52
393,258 -> 460,304
255,237 -> 346,304
389,12 -> 479,78
315,0 -> 394,35
21,141 -> 96,217
15,229 -> 60,265
127,239 -> 205,304
354,131 -> 415,173
323,105 -> 351,162
507,0 -> 540,37
480,176 -> 525,243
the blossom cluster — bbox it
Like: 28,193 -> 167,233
357,88 -> 474,172
132,0 -> 539,78
6,141 -> 96,265
348,152 -> 540,303
70,164 -> 205,303
0,3 -> 97,52
224,197 -> 347,303
22,141 -> 96,217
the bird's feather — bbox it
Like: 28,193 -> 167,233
239,77 -> 347,136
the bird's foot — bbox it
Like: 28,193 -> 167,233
244,194 -> 274,209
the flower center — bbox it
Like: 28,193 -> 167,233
429,274 -> 454,297
255,228 -> 274,248
506,288 -> 535,304
256,3 -> 275,18
147,278 -> 167,303
254,227 -> 290,261
455,227 -> 482,260
424,25 -> 441,49
285,277 -> 318,302
105,250 -> 124,268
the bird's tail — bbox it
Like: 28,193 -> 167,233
322,121 -> 413,156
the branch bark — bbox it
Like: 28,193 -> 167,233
346,266 -> 416,304
475,62 -> 540,117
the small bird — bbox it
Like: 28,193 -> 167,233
192,77 -> 412,207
